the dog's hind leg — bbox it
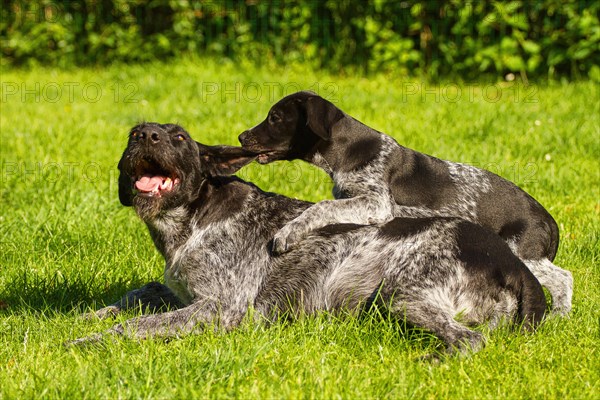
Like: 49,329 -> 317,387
85,282 -> 186,320
392,300 -> 485,355
524,259 -> 573,316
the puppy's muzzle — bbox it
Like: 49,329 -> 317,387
238,130 -> 252,147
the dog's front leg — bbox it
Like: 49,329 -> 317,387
70,302 -> 245,345
272,195 -> 394,254
85,282 -> 185,320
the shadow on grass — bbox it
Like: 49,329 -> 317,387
0,271 -> 149,314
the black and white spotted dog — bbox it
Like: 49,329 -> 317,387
71,122 -> 546,355
238,91 -> 572,315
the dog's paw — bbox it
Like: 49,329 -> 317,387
546,296 -> 572,318
82,306 -> 121,320
549,270 -> 573,317
64,332 -> 106,348
65,324 -> 124,348
271,235 -> 291,255
458,331 -> 485,355
271,227 -> 303,255
445,331 -> 486,356
549,304 -> 572,318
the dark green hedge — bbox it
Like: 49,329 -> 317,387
2,0 -> 599,80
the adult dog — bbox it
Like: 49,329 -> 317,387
71,122 -> 546,355
238,91 -> 572,315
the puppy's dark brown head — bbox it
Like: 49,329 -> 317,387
238,91 -> 344,164
118,122 -> 256,220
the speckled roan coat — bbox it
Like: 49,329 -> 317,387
238,91 -> 572,315
71,123 -> 546,355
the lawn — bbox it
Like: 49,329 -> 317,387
1,58 -> 598,399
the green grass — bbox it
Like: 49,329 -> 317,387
1,58 -> 599,399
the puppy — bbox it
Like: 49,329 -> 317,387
238,91 -> 572,315
70,123 -> 546,356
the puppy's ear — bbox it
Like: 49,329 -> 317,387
117,158 -> 134,206
198,143 -> 257,176
305,96 -> 344,140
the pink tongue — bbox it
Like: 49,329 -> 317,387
135,175 -> 166,192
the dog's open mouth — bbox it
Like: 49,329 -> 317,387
133,159 -> 180,197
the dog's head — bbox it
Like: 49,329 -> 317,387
238,91 -> 344,164
118,123 -> 256,220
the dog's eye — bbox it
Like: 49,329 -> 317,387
130,131 -> 138,138
175,134 -> 186,141
269,113 -> 282,124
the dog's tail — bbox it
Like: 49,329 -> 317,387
516,265 -> 547,330
546,217 -> 560,262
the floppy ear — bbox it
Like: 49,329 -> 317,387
305,95 -> 344,140
117,158 -> 134,206
198,143 -> 258,176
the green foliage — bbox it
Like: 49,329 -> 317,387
1,0 -> 599,80
1,59 -> 599,398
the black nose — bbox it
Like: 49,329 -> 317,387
139,129 -> 161,143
